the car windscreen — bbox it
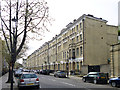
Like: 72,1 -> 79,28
16,70 -> 22,73
99,73 -> 107,77
59,71 -> 65,73
88,74 -> 98,77
22,74 -> 37,79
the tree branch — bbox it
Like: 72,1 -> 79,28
1,18 -> 10,31
1,23 -> 11,54
27,9 -> 46,31
16,0 -> 28,56
17,18 -> 32,37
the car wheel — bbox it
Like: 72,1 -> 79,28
94,79 -> 97,84
36,85 -> 39,89
111,82 -> 117,87
105,80 -> 108,84
17,84 -> 19,88
57,75 -> 59,78
18,86 -> 22,90
82,78 -> 86,82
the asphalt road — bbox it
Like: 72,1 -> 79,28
37,74 -> 120,90
13,74 -> 120,90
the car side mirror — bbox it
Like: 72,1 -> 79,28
87,75 -> 89,77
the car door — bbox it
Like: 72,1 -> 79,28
85,74 -> 91,82
88,74 -> 95,82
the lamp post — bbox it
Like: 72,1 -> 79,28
10,16 -> 17,90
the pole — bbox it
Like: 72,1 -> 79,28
10,60 -> 14,90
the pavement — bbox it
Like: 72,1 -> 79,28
69,75 -> 82,80
0,72 -> 82,90
0,73 -> 17,90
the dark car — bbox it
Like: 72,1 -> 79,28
54,71 -> 66,78
36,70 -> 40,74
82,72 -> 109,84
41,70 -> 50,75
109,77 -> 120,87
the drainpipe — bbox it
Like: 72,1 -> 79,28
47,42 -> 50,70
111,45 -> 114,77
82,18 -> 85,66
55,36 -> 57,71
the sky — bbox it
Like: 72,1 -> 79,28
18,0 -> 120,64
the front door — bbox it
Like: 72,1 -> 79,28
73,62 -> 75,71
58,64 -> 60,70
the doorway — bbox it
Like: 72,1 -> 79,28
88,65 -> 100,73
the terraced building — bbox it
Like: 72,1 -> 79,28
26,14 -> 118,76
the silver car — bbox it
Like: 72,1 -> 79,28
17,72 -> 40,89
54,71 -> 67,78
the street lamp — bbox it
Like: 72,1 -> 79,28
10,16 -> 17,90
12,16 -> 17,30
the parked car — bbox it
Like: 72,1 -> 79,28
33,70 -> 37,74
41,70 -> 50,75
23,69 -> 30,72
54,71 -> 66,78
14,69 -> 22,77
109,77 -> 120,87
35,70 -> 40,74
39,70 -> 42,74
17,72 -> 40,89
82,72 -> 109,84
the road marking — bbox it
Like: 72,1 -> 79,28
48,79 -> 51,80
42,76 -> 75,87
40,85 -> 41,88
40,77 -> 56,82
61,82 -> 75,87
51,79 -> 56,81
41,77 -> 45,79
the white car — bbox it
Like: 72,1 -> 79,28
17,72 -> 40,89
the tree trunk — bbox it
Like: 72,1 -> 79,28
10,54 -> 16,90
6,64 -> 15,83
6,65 -> 11,83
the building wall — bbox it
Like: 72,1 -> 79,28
84,17 -> 108,65
0,38 -> 2,76
118,1 -> 120,26
83,16 -> 118,75
26,14 -> 118,76
107,25 -> 118,45
80,65 -> 88,75
110,44 -> 120,77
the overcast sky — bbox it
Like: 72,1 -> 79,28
18,0 -> 120,64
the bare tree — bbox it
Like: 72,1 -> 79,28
2,39 -> 28,84
0,0 -> 50,89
